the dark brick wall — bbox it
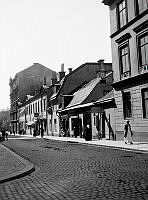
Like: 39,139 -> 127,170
15,63 -> 56,103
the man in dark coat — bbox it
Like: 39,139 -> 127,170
41,127 -> 44,138
84,125 -> 92,141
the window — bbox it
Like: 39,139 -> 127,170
30,104 -> 32,114
122,92 -> 132,119
40,100 -> 42,112
142,88 -> 148,118
35,103 -> 38,113
119,43 -> 131,79
43,99 -> 46,111
118,0 -> 127,28
138,33 -> 148,71
29,105 -> 30,114
38,101 -> 40,112
136,0 -> 148,15
49,120 -> 52,131
94,114 -> 96,126
54,119 -> 57,132
33,104 -> 34,113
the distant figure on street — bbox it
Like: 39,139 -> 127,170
73,126 -> 77,138
124,121 -> 133,144
83,125 -> 92,141
41,127 -> 44,138
2,130 -> 5,140
33,129 -> 36,137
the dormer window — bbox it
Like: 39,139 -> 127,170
118,0 -> 128,29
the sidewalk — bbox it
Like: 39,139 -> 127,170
43,135 -> 148,153
18,134 -> 148,153
0,144 -> 35,184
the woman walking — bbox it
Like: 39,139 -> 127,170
124,121 -> 133,144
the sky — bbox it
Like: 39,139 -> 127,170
0,0 -> 111,110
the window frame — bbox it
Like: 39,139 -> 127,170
142,88 -> 148,119
38,101 -> 40,113
43,99 -> 46,111
118,41 -> 131,79
117,0 -> 128,29
135,0 -> 148,16
137,30 -> 148,73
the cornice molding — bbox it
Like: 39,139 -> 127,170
115,33 -> 131,44
133,20 -> 148,33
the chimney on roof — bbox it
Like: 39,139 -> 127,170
61,63 -> 64,72
43,76 -> 46,85
58,63 -> 65,81
51,78 -> 57,85
97,59 -> 106,80
68,68 -> 72,74
51,72 -> 57,85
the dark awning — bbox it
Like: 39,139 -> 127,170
11,120 -> 18,123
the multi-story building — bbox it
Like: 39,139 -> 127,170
18,84 -> 54,136
103,0 -> 148,141
9,63 -> 56,134
48,60 -> 112,137
59,71 -> 113,139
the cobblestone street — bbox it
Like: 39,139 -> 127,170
1,136 -> 148,200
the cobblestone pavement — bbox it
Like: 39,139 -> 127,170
0,144 -> 25,179
1,136 -> 148,200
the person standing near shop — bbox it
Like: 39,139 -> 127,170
5,130 -> 9,140
124,121 -> 133,144
41,127 -> 44,138
83,124 -> 92,141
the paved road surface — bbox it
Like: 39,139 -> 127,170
1,136 -> 148,200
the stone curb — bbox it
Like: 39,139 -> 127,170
0,144 -> 35,184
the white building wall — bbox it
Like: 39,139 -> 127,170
52,104 -> 60,136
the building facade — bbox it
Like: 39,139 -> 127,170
18,84 -> 54,136
51,60 -> 113,138
59,71 -> 113,139
9,63 -> 56,134
103,0 -> 148,141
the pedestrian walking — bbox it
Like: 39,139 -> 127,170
5,130 -> 9,140
124,121 -> 133,144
